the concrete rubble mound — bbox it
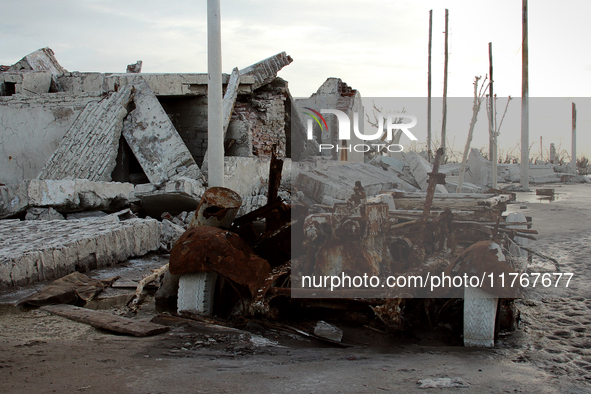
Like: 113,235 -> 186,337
0,47 -> 580,354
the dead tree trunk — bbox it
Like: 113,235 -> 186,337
457,76 -> 487,193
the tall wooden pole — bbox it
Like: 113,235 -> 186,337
520,0 -> 529,189
441,9 -> 449,156
572,102 -> 577,174
489,42 -> 498,188
427,10 -> 433,162
208,0 -> 224,187
489,42 -> 494,161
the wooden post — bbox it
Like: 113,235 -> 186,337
489,43 -> 498,189
489,42 -> 494,161
572,102 -> 577,174
540,136 -> 543,162
427,9 -> 433,162
520,0 -> 529,189
441,9 -> 449,156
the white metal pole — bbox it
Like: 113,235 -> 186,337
208,0 -> 224,187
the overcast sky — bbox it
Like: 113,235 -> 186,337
1,0 -> 590,157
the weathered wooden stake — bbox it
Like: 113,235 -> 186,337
427,9 -> 433,162
441,9 -> 449,156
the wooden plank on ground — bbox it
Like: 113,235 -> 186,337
41,304 -> 170,337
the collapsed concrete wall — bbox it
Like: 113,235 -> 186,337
38,87 -> 134,181
0,92 -> 103,184
295,78 -> 364,163
0,179 -> 135,219
0,215 -> 160,287
122,80 -> 203,184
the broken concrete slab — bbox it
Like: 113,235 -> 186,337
465,148 -> 561,186
0,179 -> 134,219
160,219 -> 186,252
405,152 -> 448,194
9,47 -> 65,75
444,180 -> 483,194
0,214 -> 161,288
239,52 -> 293,91
134,177 -> 205,218
25,207 -> 65,221
313,321 -> 343,342
122,80 -> 204,184
38,86 -> 134,181
294,162 -> 405,204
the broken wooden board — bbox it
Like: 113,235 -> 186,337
41,304 -> 170,337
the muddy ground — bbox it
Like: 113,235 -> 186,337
1,184 -> 591,393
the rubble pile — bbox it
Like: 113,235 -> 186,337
0,47 -> 573,348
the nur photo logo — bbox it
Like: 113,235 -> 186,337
302,107 -> 419,154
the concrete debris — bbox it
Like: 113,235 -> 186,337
405,152 -> 448,194
295,78 -> 364,162
239,52 -> 293,91
294,162 -> 408,205
417,377 -> 470,389
126,60 -> 142,73
9,47 -> 65,76
122,80 -> 204,184
38,86 -> 134,181
0,214 -> 160,287
465,148 -> 562,186
25,207 -> 64,221
313,321 -> 343,342
0,179 -> 134,219
66,211 -> 109,220
134,177 -> 205,218
160,219 -> 186,252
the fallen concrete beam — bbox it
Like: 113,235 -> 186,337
202,67 -> 242,166
223,67 -> 241,135
0,215 -> 161,287
38,86 -> 134,181
122,80 -> 204,184
239,52 -> 293,91
0,179 -> 135,219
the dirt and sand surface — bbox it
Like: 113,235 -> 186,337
1,183 -> 591,393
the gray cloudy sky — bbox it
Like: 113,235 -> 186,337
1,0 -> 590,156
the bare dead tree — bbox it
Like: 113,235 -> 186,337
456,75 -> 489,193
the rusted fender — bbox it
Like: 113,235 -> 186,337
169,226 -> 272,298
